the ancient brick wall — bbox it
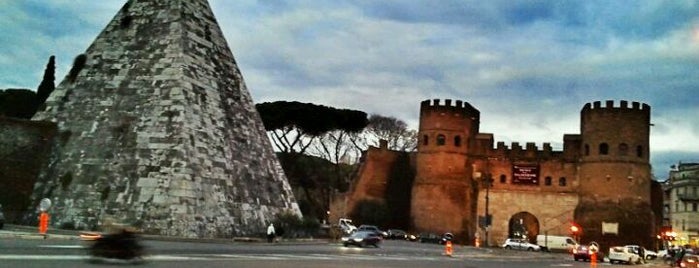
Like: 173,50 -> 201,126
479,190 -> 579,246
339,141 -> 415,228
346,99 -> 655,247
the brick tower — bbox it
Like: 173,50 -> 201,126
578,100 -> 652,203
576,100 -> 654,248
30,0 -> 300,237
411,99 -> 480,236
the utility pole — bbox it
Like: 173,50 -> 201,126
484,172 -> 492,247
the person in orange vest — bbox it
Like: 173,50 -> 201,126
38,212 -> 49,239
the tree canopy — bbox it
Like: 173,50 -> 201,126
256,101 -> 368,154
0,89 -> 37,119
36,55 -> 55,104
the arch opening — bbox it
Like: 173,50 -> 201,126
508,212 -> 540,244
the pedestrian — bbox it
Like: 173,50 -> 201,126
267,223 -> 275,243
675,247 -> 686,267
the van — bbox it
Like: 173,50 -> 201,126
537,235 -> 578,252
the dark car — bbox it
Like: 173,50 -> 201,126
573,245 -> 604,262
0,204 -> 4,229
386,229 -> 408,240
357,225 -> 388,237
341,231 -> 381,248
419,232 -> 453,244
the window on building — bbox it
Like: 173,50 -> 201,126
423,135 -> 429,146
584,144 -> 590,156
454,136 -> 462,147
500,174 -> 506,184
675,202 -> 679,212
599,143 -> 609,155
636,145 -> 643,157
619,143 -> 628,155
545,176 -> 552,186
559,177 -> 567,187
436,134 -> 446,146
684,203 -> 688,212
693,203 -> 698,212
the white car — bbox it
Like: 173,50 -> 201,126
502,238 -> 541,251
625,245 -> 655,260
644,249 -> 658,260
609,246 -> 642,264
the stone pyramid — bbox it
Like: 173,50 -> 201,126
31,0 -> 300,238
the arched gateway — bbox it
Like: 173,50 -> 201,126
508,212 -> 540,243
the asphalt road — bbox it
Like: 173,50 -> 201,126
0,229 -> 671,268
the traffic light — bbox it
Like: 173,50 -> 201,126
570,225 -> 580,234
570,223 -> 581,241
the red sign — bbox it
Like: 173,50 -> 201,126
512,164 -> 539,185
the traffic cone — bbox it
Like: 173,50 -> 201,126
445,240 -> 453,257
590,252 -> 597,267
38,212 -> 49,239
475,237 -> 480,248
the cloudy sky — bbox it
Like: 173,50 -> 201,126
1,0 -> 697,179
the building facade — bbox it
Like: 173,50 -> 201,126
664,162 -> 699,247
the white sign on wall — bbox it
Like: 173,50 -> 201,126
602,222 -> 618,235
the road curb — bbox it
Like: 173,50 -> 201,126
0,224 -> 330,245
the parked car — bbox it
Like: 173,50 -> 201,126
608,246 -> 642,264
341,231 -> 381,248
356,225 -> 388,237
678,254 -> 699,268
501,238 -> 541,251
644,249 -> 658,260
418,232 -> 453,245
386,229 -> 408,240
0,204 -> 4,229
625,244 -> 654,260
572,244 -> 604,262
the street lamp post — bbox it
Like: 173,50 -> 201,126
484,173 -> 492,247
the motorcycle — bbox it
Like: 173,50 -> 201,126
87,228 -> 145,263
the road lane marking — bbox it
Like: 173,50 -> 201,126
37,245 -> 85,249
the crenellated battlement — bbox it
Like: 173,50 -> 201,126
420,99 -> 480,119
581,100 -> 650,115
492,141 -> 560,159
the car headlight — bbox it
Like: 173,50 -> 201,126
353,238 -> 363,242
341,237 -> 349,242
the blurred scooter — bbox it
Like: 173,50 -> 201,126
87,227 -> 145,263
